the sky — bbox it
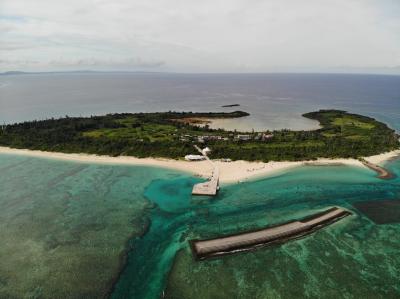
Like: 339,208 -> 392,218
1,0 -> 400,73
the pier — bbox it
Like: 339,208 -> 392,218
192,145 -> 220,196
190,207 -> 351,260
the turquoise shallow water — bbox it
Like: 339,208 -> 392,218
0,154 -> 399,298
112,159 -> 400,299
0,154 -> 197,298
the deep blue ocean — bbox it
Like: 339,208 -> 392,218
1,73 -> 399,131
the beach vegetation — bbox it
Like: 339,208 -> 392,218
0,110 -> 398,161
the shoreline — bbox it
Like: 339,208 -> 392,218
1,146 -> 399,183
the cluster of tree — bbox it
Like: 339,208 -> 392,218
0,110 -> 398,161
208,133 -> 398,162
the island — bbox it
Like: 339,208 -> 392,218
0,110 -> 398,162
221,104 -> 240,107
0,109 -> 399,299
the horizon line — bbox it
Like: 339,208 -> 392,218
1,70 -> 400,77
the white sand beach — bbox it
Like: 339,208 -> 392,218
0,146 -> 398,184
363,150 -> 400,165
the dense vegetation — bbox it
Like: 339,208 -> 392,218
0,110 -> 398,161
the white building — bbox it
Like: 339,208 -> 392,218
235,134 -> 252,141
185,155 -> 206,161
202,147 -> 211,155
221,158 -> 232,162
261,133 -> 274,141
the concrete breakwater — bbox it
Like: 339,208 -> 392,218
190,207 -> 351,260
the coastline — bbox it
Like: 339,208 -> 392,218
1,146 -> 399,183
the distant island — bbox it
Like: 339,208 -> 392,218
221,104 -> 240,107
1,109 -> 398,162
0,70 -> 165,76
0,71 -> 31,76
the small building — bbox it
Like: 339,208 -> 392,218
261,133 -> 274,141
202,147 -> 211,155
185,154 -> 206,161
199,135 -> 224,142
235,134 -> 252,141
221,158 -> 232,162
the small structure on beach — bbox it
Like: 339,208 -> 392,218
202,147 -> 211,155
185,154 -> 206,161
220,158 -> 232,162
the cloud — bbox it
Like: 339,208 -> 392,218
0,40 -> 38,51
0,59 -> 40,65
0,0 -> 399,72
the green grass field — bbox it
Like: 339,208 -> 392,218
83,123 -> 178,142
332,116 -> 375,129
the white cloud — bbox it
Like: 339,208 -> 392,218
1,0 -> 399,72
